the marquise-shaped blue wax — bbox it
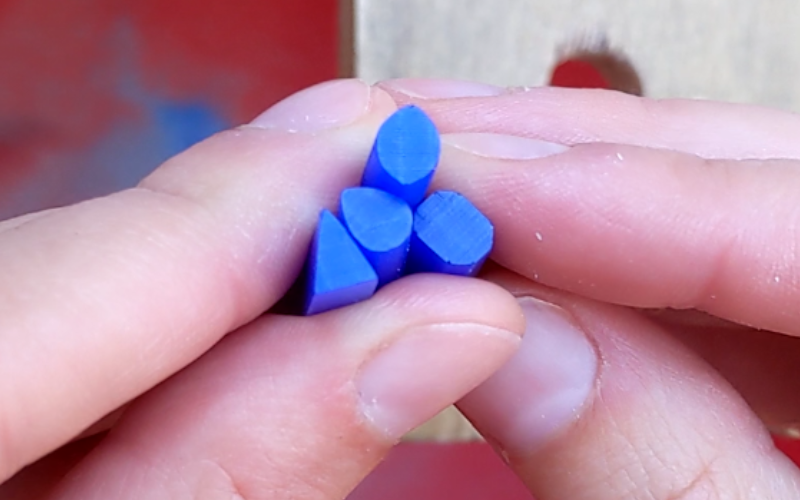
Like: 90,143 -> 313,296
406,191 -> 494,276
361,105 -> 441,208
339,187 -> 413,287
304,210 -> 379,315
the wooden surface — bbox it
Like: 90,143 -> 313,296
404,406 -> 481,442
346,0 -> 800,111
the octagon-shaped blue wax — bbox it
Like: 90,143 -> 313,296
406,191 -> 494,276
304,210 -> 378,315
361,105 -> 441,208
340,187 -> 413,287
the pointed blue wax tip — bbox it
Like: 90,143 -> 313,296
304,210 -> 378,315
361,105 -> 441,208
340,187 -> 413,287
406,191 -> 494,276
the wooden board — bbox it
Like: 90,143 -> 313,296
345,0 -> 800,111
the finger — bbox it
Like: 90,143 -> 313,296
71,407 -> 127,441
0,79 -> 398,479
378,79 -> 800,160
433,135 -> 800,337
46,276 -> 524,500
0,434 -> 105,500
458,268 -> 800,500
648,312 -> 800,431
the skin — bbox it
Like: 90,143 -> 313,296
0,78 -> 799,499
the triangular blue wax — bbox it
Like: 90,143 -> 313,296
304,210 -> 379,315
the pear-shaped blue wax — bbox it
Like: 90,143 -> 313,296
406,191 -> 494,276
339,187 -> 413,287
304,210 -> 378,315
361,105 -> 441,208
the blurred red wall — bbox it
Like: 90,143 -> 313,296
0,0 -> 337,218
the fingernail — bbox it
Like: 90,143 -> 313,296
443,133 -> 569,160
357,323 -> 520,439
459,297 -> 598,454
381,78 -> 505,99
249,79 -> 372,133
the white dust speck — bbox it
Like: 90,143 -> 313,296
535,232 -> 543,241
616,152 -> 624,161
774,275 -> 781,283
509,85 -> 534,93
533,273 -> 540,280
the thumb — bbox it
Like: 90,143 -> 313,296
46,276 -> 525,499
458,268 -> 800,499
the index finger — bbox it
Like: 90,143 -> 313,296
380,82 -> 800,334
432,134 -> 800,337
380,80 -> 800,160
0,79 -> 397,480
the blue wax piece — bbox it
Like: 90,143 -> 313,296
304,210 -> 378,315
406,191 -> 494,276
361,105 -> 441,208
340,187 -> 413,287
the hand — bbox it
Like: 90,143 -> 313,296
3,77 -> 800,500
376,78 -> 800,498
0,80 -> 526,499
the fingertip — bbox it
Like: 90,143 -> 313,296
458,279 -> 800,500
349,273 -> 526,339
376,78 -> 506,101
458,292 -> 598,456
248,79 -> 373,133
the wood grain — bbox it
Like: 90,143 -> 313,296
347,0 -> 800,111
